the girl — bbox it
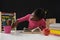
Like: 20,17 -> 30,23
12,8 -> 50,35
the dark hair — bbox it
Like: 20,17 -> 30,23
33,8 -> 45,19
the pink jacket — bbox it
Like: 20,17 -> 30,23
17,14 -> 46,30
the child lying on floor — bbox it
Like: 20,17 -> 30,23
12,8 -> 50,35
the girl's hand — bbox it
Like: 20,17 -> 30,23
42,28 -> 50,36
12,23 -> 15,29
12,21 -> 18,29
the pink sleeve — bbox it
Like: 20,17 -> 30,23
42,20 -> 46,28
40,19 -> 46,28
17,14 -> 30,23
39,19 -> 46,30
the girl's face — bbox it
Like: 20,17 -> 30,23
30,13 -> 39,21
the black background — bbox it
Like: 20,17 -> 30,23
0,0 -> 60,22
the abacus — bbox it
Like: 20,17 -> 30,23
0,12 -> 16,32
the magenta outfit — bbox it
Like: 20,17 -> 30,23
17,14 -> 46,30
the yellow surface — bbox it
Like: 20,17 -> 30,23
50,29 -> 60,35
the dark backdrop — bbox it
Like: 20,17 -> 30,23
0,0 -> 60,29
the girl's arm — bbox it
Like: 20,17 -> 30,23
12,14 -> 30,28
17,14 -> 30,22
39,19 -> 50,35
39,19 -> 46,31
